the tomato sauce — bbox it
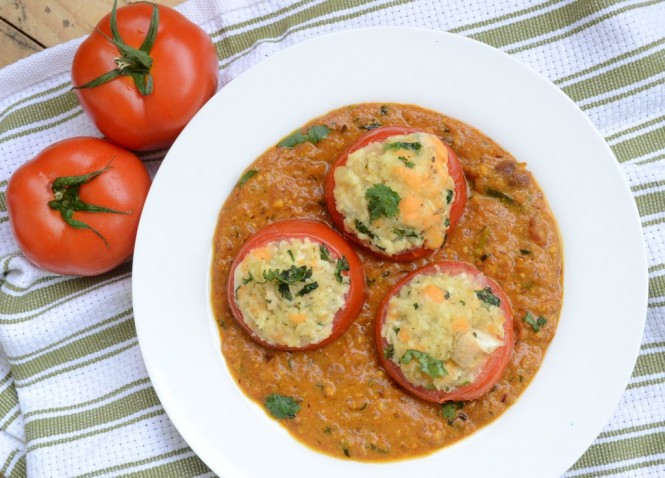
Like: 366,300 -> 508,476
210,103 -> 563,461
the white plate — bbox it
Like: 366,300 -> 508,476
133,27 -> 648,478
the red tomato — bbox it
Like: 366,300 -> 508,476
375,261 -> 514,403
71,2 -> 219,151
227,219 -> 366,351
6,137 -> 152,276
325,126 -> 468,261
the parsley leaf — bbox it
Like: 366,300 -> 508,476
237,169 -> 258,187
278,283 -> 292,301
398,156 -> 415,168
296,282 -> 319,296
400,349 -> 448,378
446,189 -> 454,204
354,219 -> 375,239
366,184 -> 400,222
522,311 -> 547,332
384,344 -> 394,359
475,287 -> 500,307
277,125 -> 331,147
319,244 -> 332,261
287,249 -> 295,262
441,401 -> 464,422
265,394 -> 300,419
385,141 -> 422,151
334,256 -> 350,283
393,227 -> 420,239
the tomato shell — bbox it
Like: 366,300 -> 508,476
6,137 -> 152,276
72,3 -> 219,151
324,126 -> 468,261
375,261 -> 514,403
226,219 -> 366,351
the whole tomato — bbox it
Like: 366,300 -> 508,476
6,137 -> 152,276
71,1 -> 219,151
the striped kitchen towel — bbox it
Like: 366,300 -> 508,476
0,0 -> 663,476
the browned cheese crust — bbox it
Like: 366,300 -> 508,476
211,103 -> 563,461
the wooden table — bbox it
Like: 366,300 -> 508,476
0,0 -> 183,69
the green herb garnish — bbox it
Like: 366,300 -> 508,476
384,344 -> 394,359
441,401 -> 464,423
296,282 -> 319,296
319,244 -> 332,261
359,122 -> 381,130
446,189 -> 454,204
287,249 -> 295,262
522,311 -> 547,332
366,184 -> 400,222
334,256 -> 350,283
277,125 -> 331,147
265,394 -> 301,419
393,227 -> 419,239
400,349 -> 447,378
354,219 -> 375,239
398,156 -> 415,168
475,287 -> 500,307
385,141 -> 422,151
237,169 -> 258,187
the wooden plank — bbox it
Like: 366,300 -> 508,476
0,18 -> 42,67
0,0 -> 184,49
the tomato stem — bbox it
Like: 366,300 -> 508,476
48,161 -> 131,247
74,0 -> 159,96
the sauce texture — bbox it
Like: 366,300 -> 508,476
211,103 -> 563,461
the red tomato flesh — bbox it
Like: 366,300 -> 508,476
227,219 -> 366,351
325,126 -> 468,261
375,261 -> 514,403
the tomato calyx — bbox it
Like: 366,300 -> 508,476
74,0 -> 158,96
47,162 -> 131,247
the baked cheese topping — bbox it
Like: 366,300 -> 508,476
333,132 -> 456,255
233,238 -> 350,348
381,271 -> 506,391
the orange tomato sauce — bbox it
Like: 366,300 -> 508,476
210,103 -> 563,461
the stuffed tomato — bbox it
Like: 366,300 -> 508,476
325,126 -> 467,261
375,261 -> 514,403
227,219 -> 365,351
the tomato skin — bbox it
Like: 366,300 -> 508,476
324,126 -> 468,261
375,261 -> 514,403
71,3 -> 219,151
227,219 -> 366,351
6,137 -> 152,276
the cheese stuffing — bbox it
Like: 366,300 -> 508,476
233,238 -> 350,348
381,270 -> 506,391
333,132 -> 455,255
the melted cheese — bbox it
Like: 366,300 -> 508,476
333,132 -> 455,255
381,271 -> 506,391
233,238 -> 350,348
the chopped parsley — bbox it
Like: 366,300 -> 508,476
385,141 -> 422,151
334,256 -> 350,283
475,287 -> 500,307
237,169 -> 258,187
384,344 -> 394,359
393,227 -> 420,239
277,125 -> 331,147
400,349 -> 447,378
446,189 -> 454,204
522,311 -> 547,332
366,184 -> 400,222
278,283 -> 292,301
354,219 -> 375,239
441,401 -> 464,424
519,249 -> 532,255
287,249 -> 295,262
413,303 -> 419,310
319,244 -> 332,261
296,282 -> 319,296
380,105 -> 389,115
398,156 -> 415,168
264,394 -> 300,419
